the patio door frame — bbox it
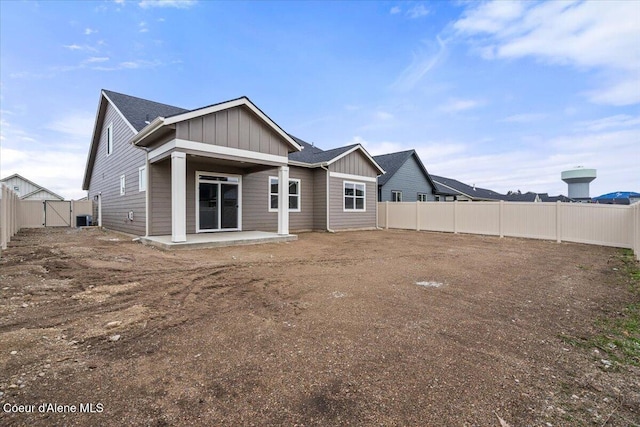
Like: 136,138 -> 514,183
196,171 -> 242,233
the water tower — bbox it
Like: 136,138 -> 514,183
561,167 -> 596,201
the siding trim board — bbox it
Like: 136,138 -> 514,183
329,171 -> 377,183
149,139 -> 289,166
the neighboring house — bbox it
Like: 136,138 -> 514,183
0,174 -> 64,200
538,193 -> 573,203
373,150 -> 437,202
82,90 -> 384,242
593,191 -> 640,205
502,191 -> 541,202
431,175 -> 504,202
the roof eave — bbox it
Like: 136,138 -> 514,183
131,117 -> 166,147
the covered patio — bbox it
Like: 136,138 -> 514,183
139,230 -> 297,250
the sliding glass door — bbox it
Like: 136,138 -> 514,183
197,173 -> 240,232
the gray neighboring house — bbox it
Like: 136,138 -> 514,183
373,150 -> 437,202
0,173 -> 64,201
82,90 -> 384,242
431,175 -> 504,202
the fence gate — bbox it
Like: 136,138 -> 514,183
44,201 -> 72,227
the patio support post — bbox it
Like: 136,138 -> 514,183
277,165 -> 289,235
171,151 -> 187,243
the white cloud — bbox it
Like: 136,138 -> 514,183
138,0 -> 196,9
47,112 -> 95,139
500,113 -> 547,123
63,44 -> 98,52
84,56 -> 109,63
392,36 -> 446,91
84,28 -> 97,35
407,4 -> 429,19
438,98 -> 483,113
92,59 -> 162,71
390,6 -> 401,15
575,115 -> 640,132
139,21 -> 149,33
429,127 -> 639,196
375,111 -> 394,121
1,147 -> 88,200
454,0 -> 640,106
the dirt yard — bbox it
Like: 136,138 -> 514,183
1,227 -> 638,426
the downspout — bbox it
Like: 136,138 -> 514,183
321,165 -> 335,233
144,148 -> 150,237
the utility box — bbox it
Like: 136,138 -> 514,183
76,215 -> 92,227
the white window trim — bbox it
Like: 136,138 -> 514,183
268,176 -> 301,213
418,193 -> 428,202
106,122 -> 113,156
119,174 -> 126,196
391,190 -> 403,202
343,181 -> 366,212
138,166 -> 147,192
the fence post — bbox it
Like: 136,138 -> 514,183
556,201 -> 562,243
499,200 -> 504,238
385,201 -> 389,230
1,185 -> 6,251
416,201 -> 420,231
453,200 -> 458,234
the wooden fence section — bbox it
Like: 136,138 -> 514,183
379,201 -> 640,260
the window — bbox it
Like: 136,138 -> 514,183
344,181 -> 365,211
391,191 -> 402,202
120,174 -> 126,196
106,123 -> 113,156
139,166 -> 146,192
418,193 -> 428,202
269,177 -> 301,212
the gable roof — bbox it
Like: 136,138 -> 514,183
102,90 -> 188,132
1,173 -> 65,200
373,149 -> 437,189
287,138 -> 384,174
132,96 -> 303,154
431,175 -> 504,200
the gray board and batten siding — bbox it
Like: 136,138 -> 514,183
87,101 -> 146,235
171,106 -> 291,158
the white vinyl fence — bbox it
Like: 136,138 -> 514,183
378,201 -> 640,260
0,184 -> 20,251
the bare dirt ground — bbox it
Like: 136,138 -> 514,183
1,227 -> 638,426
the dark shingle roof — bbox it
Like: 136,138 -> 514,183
373,150 -> 415,186
287,136 -> 358,164
103,89 -> 188,132
287,135 -> 326,163
431,175 -> 504,200
501,192 -> 539,202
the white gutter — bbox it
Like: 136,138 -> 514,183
130,117 -> 165,146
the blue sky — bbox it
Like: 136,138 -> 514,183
1,0 -> 638,200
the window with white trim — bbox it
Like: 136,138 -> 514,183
139,166 -> 146,192
391,190 -> 402,202
418,193 -> 428,202
120,174 -> 126,196
344,181 -> 365,211
106,123 -> 113,156
269,177 -> 301,212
